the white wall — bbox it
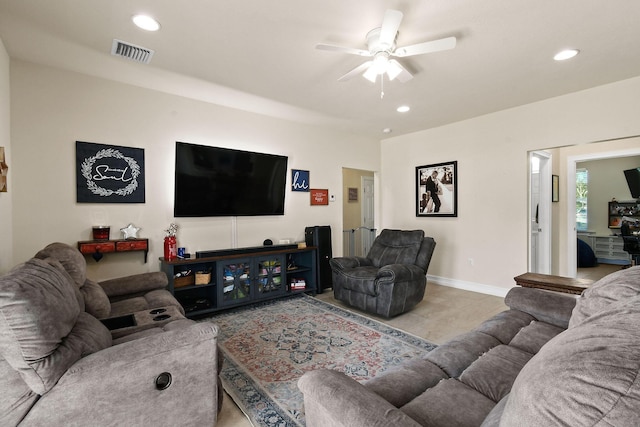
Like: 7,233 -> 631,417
381,76 -> 640,294
10,60 -> 379,280
0,39 -> 12,274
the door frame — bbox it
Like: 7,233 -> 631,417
529,151 -> 552,273
565,146 -> 640,277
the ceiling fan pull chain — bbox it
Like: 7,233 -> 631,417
380,76 -> 385,99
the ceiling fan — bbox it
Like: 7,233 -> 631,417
316,9 -> 456,84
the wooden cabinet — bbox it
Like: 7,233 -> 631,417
160,246 -> 317,318
78,238 -> 149,262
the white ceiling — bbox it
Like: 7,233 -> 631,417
1,0 -> 640,139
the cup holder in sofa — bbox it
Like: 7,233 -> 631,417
149,308 -> 167,315
153,314 -> 171,321
101,314 -> 136,330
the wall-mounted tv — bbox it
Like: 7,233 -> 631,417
174,142 -> 288,217
624,168 -> 640,199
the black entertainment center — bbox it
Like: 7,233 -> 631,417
160,244 -> 318,318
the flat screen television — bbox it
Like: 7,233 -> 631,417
624,168 -> 640,199
174,142 -> 288,217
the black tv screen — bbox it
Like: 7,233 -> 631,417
174,142 -> 288,217
624,168 -> 640,199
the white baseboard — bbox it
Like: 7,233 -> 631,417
427,274 -> 510,298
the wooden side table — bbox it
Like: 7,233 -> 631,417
514,272 -> 593,295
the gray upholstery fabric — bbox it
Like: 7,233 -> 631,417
21,323 -> 221,427
364,358 -> 448,407
331,229 -> 436,317
502,295 -> 640,426
300,270 -> 640,427
36,242 -> 183,318
298,284 -> 600,427
569,265 -> 640,327
34,242 -> 87,288
80,278 -> 111,318
1,246 -> 222,425
99,271 -> 169,298
366,229 -> 424,267
0,258 -> 111,394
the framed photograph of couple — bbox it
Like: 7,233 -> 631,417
416,161 -> 458,217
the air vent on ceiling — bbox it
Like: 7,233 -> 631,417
111,39 -> 154,64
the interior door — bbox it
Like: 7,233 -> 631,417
360,176 -> 375,256
529,151 -> 552,273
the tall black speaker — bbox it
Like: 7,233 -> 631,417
305,225 -> 333,293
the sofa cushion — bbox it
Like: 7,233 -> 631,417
507,320 -> 564,355
367,229 -> 424,268
80,279 -> 111,319
0,258 -> 111,394
425,331 -> 501,378
364,358 -> 448,407
401,378 -> 496,427
501,295 -> 640,426
459,345 -> 533,402
569,265 -> 640,328
34,242 -> 87,288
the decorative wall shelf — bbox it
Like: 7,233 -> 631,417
77,238 -> 149,262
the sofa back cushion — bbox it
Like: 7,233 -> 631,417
569,265 -> 640,328
501,295 -> 640,426
367,229 -> 425,268
80,278 -> 111,318
0,258 -> 111,394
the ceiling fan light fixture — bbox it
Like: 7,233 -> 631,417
362,67 -> 379,83
386,60 -> 403,80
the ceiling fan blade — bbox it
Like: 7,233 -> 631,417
388,59 -> 413,83
392,36 -> 457,57
379,9 -> 403,48
316,43 -> 371,57
337,61 -> 373,82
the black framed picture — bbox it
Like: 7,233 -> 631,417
552,174 -> 559,202
76,141 -> 145,203
416,161 -> 458,217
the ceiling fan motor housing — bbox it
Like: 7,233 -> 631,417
366,28 -> 397,54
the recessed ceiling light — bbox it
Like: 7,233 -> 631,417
554,49 -> 579,61
382,128 -> 392,134
132,14 -> 160,31
397,105 -> 410,113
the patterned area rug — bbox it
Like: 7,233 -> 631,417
201,294 -> 437,426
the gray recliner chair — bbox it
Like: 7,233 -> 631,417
330,229 -> 436,318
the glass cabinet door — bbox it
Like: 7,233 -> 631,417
218,260 -> 252,306
255,255 -> 286,298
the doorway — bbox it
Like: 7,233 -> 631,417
529,151 -> 552,273
565,146 -> 640,277
342,168 -> 375,257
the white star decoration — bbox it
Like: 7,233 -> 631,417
120,223 -> 141,239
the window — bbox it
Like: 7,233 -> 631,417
576,168 -> 588,231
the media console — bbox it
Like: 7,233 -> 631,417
160,244 -> 317,318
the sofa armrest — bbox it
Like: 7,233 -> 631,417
23,323 -> 219,426
298,369 -> 421,427
505,287 -> 576,329
99,271 -> 168,298
329,256 -> 372,270
377,264 -> 425,283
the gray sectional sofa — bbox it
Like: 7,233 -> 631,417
299,266 -> 640,426
0,243 -> 222,426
